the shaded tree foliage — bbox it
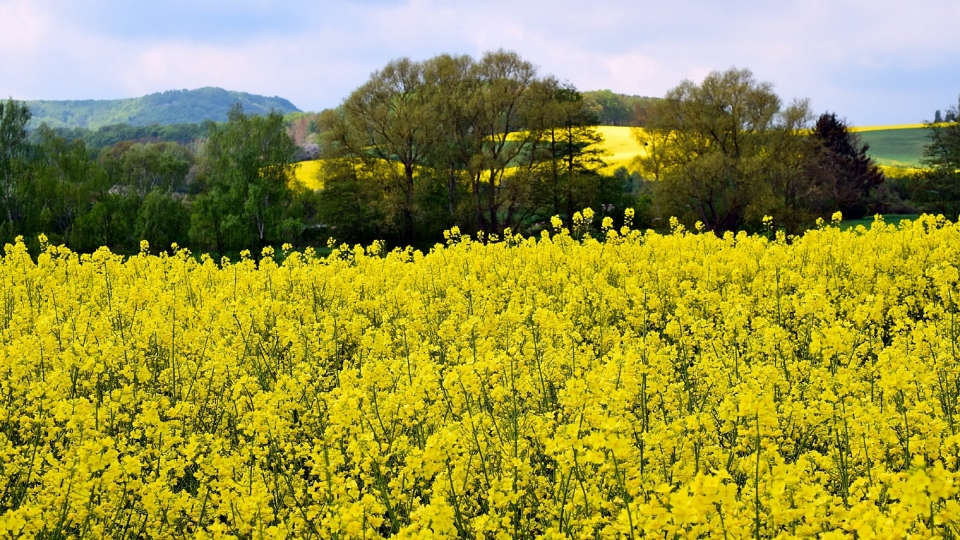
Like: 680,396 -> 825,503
322,58 -> 435,245
35,123 -> 209,151
528,83 -> 612,222
318,50 -> 616,244
190,105 -> 302,257
0,99 -> 32,239
925,95 -> 960,172
582,90 -> 659,126
29,126 -> 108,248
313,158 -> 390,245
135,189 -> 190,251
101,141 -> 194,197
640,68 -> 812,232
807,113 -> 884,219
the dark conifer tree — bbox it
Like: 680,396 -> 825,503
809,113 -> 884,219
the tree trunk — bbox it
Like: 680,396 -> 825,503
402,164 -> 415,245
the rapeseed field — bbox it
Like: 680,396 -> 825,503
2,212 -> 960,538
292,126 -> 648,189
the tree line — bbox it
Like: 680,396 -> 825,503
39,123 -> 210,151
0,101 -> 313,257
315,50 -> 626,246
900,95 -> 960,218
314,56 -> 890,241
1,51 -> 958,257
636,69 -> 886,233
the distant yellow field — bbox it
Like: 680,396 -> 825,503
850,123 -> 928,133
292,124 -> 926,189
595,126 -> 647,173
293,160 -> 324,190
293,126 -> 647,189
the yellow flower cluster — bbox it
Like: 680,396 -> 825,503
2,214 -> 960,538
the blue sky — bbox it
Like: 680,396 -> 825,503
1,0 -> 958,126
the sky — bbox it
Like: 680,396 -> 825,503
1,0 -> 958,126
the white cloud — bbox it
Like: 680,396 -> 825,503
0,1 -> 51,52
0,0 -> 957,124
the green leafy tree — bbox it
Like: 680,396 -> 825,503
101,141 -> 194,197
421,53 -> 483,227
640,68 -> 811,232
0,99 -> 32,241
925,96 -> 960,171
135,189 -> 190,252
72,193 -> 139,252
190,105 -> 300,257
322,58 -> 435,245
467,50 -> 545,236
583,90 -> 631,125
528,82 -> 612,222
313,157 -> 390,245
913,95 -> 960,218
29,126 -> 107,247
317,51 -> 636,244
582,91 -> 659,126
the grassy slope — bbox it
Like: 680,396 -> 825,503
853,125 -> 931,168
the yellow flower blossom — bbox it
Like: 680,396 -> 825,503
1,216 -> 960,537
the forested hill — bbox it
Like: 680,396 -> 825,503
25,87 -> 301,130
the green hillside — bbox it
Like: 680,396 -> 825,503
856,126 -> 931,168
25,87 -> 301,130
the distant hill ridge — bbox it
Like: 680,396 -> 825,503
25,87 -> 301,130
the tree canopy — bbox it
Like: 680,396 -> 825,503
190,105 -> 304,257
318,50 -> 615,244
807,113 -> 884,219
638,68 -> 814,232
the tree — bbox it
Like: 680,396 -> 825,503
315,50 -> 634,245
28,126 -> 108,248
322,58 -> 435,246
640,68 -> 812,232
924,95 -> 960,172
134,189 -> 190,252
582,91 -> 659,127
100,141 -> 194,198
807,113 -> 884,219
190,104 -> 299,257
73,193 -> 139,252
935,110 -> 943,124
583,90 -> 631,126
915,95 -> 960,218
528,82 -> 611,222
313,157 -> 390,245
0,99 -> 31,240
421,53 -> 483,228
467,50 -> 544,237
